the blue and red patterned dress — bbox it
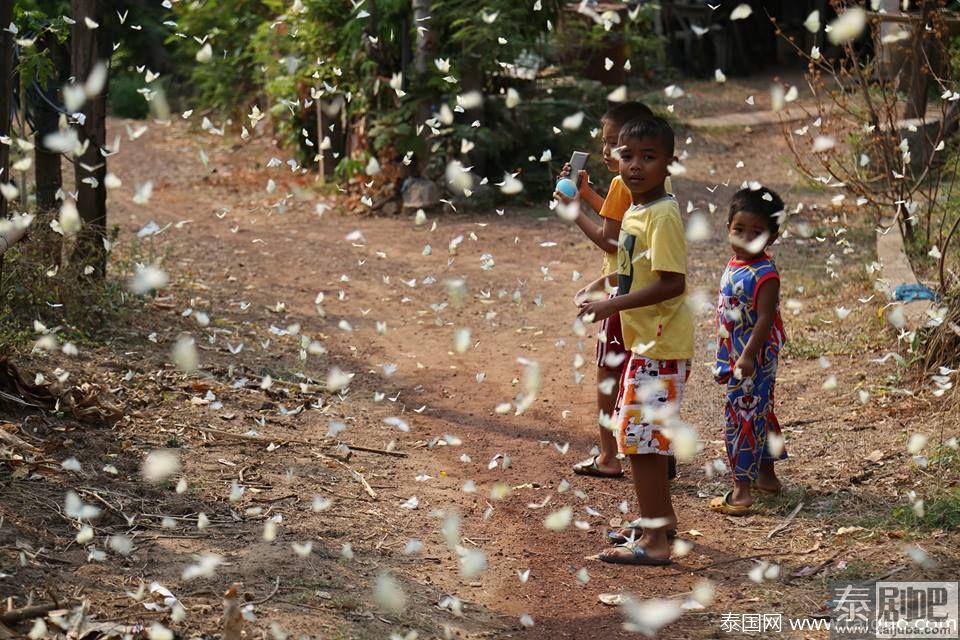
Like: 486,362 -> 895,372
715,254 -> 788,482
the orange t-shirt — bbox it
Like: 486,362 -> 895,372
598,176 -> 673,275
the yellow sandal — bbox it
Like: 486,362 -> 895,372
709,491 -> 752,516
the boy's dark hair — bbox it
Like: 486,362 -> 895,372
728,187 -> 785,235
602,101 -> 654,128
617,117 -> 675,156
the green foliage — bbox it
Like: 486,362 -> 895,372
551,4 -> 666,81
948,34 -> 960,82
891,489 -> 960,532
13,2 -> 71,89
109,72 -> 151,119
335,156 -> 367,181
165,0 -> 668,200
169,0 -> 275,113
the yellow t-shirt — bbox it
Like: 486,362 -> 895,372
598,176 -> 674,276
616,195 -> 693,360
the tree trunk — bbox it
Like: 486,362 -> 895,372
412,0 -> 432,176
0,0 -> 13,221
34,34 -> 65,213
461,55 -> 487,176
903,0 -> 938,120
71,0 -> 109,278
34,101 -> 62,212
413,0 -> 431,76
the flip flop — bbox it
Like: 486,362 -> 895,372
709,491 -> 752,516
573,455 -> 624,478
598,543 -> 672,566
606,528 -> 678,545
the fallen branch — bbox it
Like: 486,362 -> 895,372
863,565 -> 907,584
251,493 -> 298,504
1,601 -> 77,624
767,501 -> 804,539
190,424 -> 307,445
788,550 -> 844,581
317,454 -> 377,499
252,577 -> 281,605
346,444 -> 408,458
0,427 -> 40,453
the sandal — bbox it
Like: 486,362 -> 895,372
573,455 -> 624,478
709,491 -> 752,516
607,527 -> 678,545
598,543 -> 672,566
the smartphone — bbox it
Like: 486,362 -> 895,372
569,151 -> 589,186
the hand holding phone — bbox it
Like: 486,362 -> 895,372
568,151 -> 589,187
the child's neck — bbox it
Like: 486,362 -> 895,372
631,184 -> 668,207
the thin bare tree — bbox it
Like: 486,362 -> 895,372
71,0 -> 110,278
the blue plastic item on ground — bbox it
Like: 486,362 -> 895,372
893,283 -> 938,303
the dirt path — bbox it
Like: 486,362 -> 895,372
2,82 -> 958,639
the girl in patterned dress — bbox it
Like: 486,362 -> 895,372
710,187 -> 788,516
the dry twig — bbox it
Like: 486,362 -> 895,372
1,601 -> 77,624
768,501 -> 804,539
317,454 -> 377,499
252,577 -> 281,605
190,424 -> 307,445
345,444 -> 408,458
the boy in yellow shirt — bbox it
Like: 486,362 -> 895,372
579,117 -> 693,565
557,102 -> 673,480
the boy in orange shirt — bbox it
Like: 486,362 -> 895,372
557,102 -> 672,480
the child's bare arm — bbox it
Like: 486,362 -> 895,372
734,279 -> 779,377
573,212 -> 620,255
579,271 -> 684,322
575,273 -> 617,306
578,180 -> 605,213
611,271 -> 684,311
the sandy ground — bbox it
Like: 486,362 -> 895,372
1,77 -> 958,639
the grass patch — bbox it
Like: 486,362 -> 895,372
827,558 -> 881,583
889,489 -> 960,532
0,214 -> 164,354
755,486 -> 806,515
782,331 -> 822,359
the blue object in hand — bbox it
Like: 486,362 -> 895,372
555,178 -> 578,199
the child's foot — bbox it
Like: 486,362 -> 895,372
710,482 -> 754,515
573,454 -> 623,478
607,512 -> 678,544
755,462 -> 782,494
598,536 -> 672,565
729,482 -> 753,507
709,491 -> 752,516
754,480 -> 782,495
606,526 -> 677,545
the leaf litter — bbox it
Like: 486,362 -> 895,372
2,5 -> 958,640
